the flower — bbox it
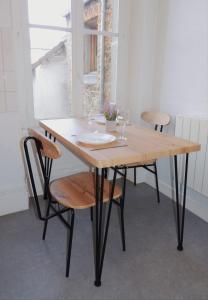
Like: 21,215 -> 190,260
103,103 -> 117,121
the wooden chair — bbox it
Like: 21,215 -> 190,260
23,129 -> 122,277
132,111 -> 171,194
113,111 -> 170,250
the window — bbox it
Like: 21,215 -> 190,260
27,0 -> 119,119
28,0 -> 72,119
83,0 -> 119,115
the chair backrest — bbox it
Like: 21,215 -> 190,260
23,129 -> 61,220
141,111 -> 170,132
29,129 -> 61,159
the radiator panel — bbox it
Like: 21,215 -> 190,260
175,116 -> 208,197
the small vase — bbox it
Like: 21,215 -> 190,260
106,120 -> 117,132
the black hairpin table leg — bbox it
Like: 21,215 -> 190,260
94,167 -> 117,287
94,168 -> 104,287
174,154 -> 189,251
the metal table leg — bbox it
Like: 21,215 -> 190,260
94,168 -> 104,287
94,167 -> 117,287
174,154 -> 189,251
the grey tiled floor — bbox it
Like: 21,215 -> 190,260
0,182 -> 208,300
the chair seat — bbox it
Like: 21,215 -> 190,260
126,159 -> 156,168
50,172 -> 122,209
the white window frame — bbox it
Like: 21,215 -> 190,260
28,0 -> 120,118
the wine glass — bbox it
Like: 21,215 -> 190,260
117,107 -> 127,140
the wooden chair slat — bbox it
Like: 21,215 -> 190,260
141,111 -> 170,127
50,172 -> 122,209
29,128 -> 61,159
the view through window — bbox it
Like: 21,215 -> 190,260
83,0 -> 119,116
28,0 -> 119,119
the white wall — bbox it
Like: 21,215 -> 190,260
152,0 -> 208,116
0,0 -> 31,215
128,0 -> 159,122
128,0 -> 208,222
0,113 -> 28,215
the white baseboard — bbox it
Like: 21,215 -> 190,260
145,174 -> 208,223
0,184 -> 29,216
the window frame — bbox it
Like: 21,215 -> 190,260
28,0 -> 120,118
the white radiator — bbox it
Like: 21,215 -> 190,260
175,116 -> 208,197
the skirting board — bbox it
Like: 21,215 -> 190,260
145,174 -> 208,223
0,184 -> 29,216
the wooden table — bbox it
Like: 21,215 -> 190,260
39,118 -> 200,286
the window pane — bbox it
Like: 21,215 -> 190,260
29,28 -> 68,63
83,35 -> 118,115
30,30 -> 72,119
83,0 -> 119,32
28,0 -> 71,27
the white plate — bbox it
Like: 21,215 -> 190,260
78,132 -> 116,145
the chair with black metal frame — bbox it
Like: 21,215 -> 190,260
112,111 -> 170,251
131,111 -> 171,199
23,129 -> 122,278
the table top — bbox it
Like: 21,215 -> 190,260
39,118 -> 201,168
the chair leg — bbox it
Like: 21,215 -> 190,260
134,167 -> 137,185
42,197 -> 51,240
66,209 -> 75,278
90,207 -> 93,222
154,162 -> 160,203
